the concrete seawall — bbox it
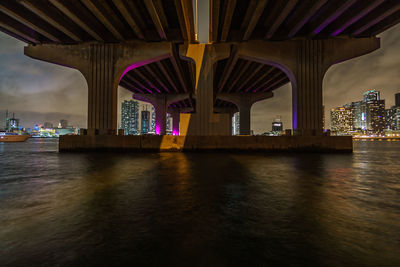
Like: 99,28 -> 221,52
59,135 -> 353,152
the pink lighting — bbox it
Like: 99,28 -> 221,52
155,124 -> 161,135
172,129 -> 179,136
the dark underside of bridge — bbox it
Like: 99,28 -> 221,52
2,0 -> 399,152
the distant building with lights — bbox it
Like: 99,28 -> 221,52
150,106 -> 156,133
272,117 -> 283,132
141,110 -> 150,134
385,92 -> 400,131
331,106 -> 353,135
233,113 -> 240,135
121,100 -> 139,135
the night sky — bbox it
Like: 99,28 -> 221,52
0,1 -> 399,133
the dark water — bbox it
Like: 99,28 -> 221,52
1,139 -> 400,266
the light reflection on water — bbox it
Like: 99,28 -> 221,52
0,139 -> 399,266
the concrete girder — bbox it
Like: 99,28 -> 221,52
329,0 -> 385,36
217,92 -> 273,135
81,0 -> 124,41
19,0 -> 82,42
0,2 -> 60,42
112,0 -> 144,40
144,0 -> 167,40
24,42 -> 172,135
49,0 -> 103,42
220,0 -> 237,42
241,0 -> 268,41
265,0 -> 298,39
133,93 -> 190,135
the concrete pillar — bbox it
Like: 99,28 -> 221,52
171,110 -> 180,135
239,101 -> 251,135
133,93 -> 189,135
292,40 -> 324,136
217,92 -> 273,135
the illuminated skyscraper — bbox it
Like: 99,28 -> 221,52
331,106 -> 353,134
166,113 -> 172,133
141,110 -> 150,134
150,106 -> 156,133
121,100 -> 139,135
272,117 -> 283,132
233,113 -> 240,135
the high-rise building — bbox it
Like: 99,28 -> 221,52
233,113 -> 240,135
352,101 -> 367,131
166,113 -> 172,133
363,90 -> 380,102
141,110 -> 150,134
395,92 -> 400,107
330,106 -> 353,134
366,98 -> 385,134
386,107 -> 400,131
121,100 -> 139,135
150,106 -> 156,133
272,117 -> 283,132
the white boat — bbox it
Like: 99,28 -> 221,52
0,132 -> 30,142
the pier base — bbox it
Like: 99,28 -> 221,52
59,135 -> 352,152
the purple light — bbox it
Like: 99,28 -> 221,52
172,129 -> 179,136
155,123 -> 161,135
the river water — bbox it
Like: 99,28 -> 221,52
0,138 -> 399,266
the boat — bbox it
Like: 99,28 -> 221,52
0,132 -> 30,142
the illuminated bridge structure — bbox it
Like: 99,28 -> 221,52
0,0 -> 399,140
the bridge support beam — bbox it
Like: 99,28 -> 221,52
237,37 -> 380,135
24,42 -> 171,135
181,44 -> 231,135
134,93 -> 189,135
217,92 -> 273,135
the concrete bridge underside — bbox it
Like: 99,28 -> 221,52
1,0 -> 400,151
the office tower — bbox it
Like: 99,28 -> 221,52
233,113 -> 240,135
352,101 -> 367,131
141,110 -> 150,134
386,107 -> 400,131
121,100 -> 139,135
166,113 -> 172,133
330,106 -> 353,134
395,92 -> 400,107
363,90 -> 380,102
272,117 -> 283,132
150,106 -> 156,133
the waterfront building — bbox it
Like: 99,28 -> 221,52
141,110 -> 150,134
233,113 -> 240,135
352,101 -> 367,131
395,92 -> 400,107
166,113 -> 172,134
364,92 -> 385,134
272,117 -> 283,132
150,106 -> 156,133
386,107 -> 400,131
121,100 -> 139,135
331,106 -> 353,134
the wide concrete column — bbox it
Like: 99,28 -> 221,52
182,43 -> 231,135
134,93 -> 189,135
293,40 -> 324,136
171,110 -> 180,135
217,92 -> 273,135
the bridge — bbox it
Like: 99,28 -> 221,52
1,0 -> 399,151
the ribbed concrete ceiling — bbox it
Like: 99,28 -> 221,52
0,0 -> 195,44
210,0 -> 400,42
